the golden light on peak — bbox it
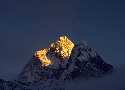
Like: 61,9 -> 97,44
50,35 -> 74,60
35,49 -> 52,66
34,35 -> 74,66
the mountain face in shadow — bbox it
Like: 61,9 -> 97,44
0,35 -> 113,90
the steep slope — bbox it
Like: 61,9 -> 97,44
0,35 -> 113,90
18,36 -> 113,84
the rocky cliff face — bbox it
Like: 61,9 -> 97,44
18,36 -> 113,84
0,35 -> 113,90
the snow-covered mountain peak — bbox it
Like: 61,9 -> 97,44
0,35 -> 114,89
17,35 -> 113,84
34,35 -> 74,67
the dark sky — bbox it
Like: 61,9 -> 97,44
0,0 -> 125,80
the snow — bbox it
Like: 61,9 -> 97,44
0,37 -> 114,90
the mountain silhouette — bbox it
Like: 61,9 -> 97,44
0,35 -> 113,90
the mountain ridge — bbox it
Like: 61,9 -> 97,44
0,35 -> 113,90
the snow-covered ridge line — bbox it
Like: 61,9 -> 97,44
0,35 -> 113,90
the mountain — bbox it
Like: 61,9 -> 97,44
0,79 -> 27,90
0,35 -> 113,90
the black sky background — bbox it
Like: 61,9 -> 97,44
0,0 -> 125,83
